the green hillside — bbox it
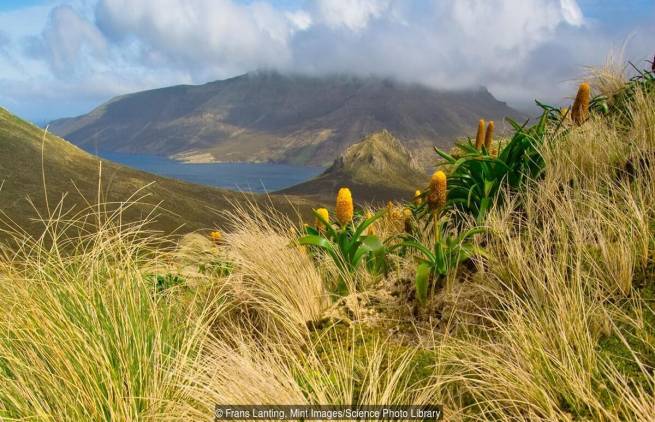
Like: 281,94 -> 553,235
0,107 -> 308,239
280,130 -> 427,203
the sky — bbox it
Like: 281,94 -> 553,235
0,0 -> 653,123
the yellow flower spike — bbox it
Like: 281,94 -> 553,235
210,230 -> 222,243
475,119 -> 485,149
314,208 -> 329,230
335,187 -> 354,226
427,170 -> 447,209
435,171 -> 447,208
484,120 -> 494,150
571,82 -> 590,125
414,189 -> 422,205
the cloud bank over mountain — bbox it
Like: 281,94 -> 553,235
0,0 -> 653,121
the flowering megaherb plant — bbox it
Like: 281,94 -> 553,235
298,188 -> 387,294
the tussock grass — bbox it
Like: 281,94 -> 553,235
434,76 -> 655,420
0,202 -> 223,420
585,47 -> 629,99
220,200 -> 329,339
176,327 -> 448,414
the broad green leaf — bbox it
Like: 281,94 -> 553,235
298,234 -> 332,250
397,239 -> 435,261
433,146 -> 457,163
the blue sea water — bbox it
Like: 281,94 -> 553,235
97,152 -> 324,193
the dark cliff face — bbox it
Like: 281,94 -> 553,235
50,71 -> 524,166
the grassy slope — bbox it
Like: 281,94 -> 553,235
280,130 -> 427,203
0,107 -> 309,239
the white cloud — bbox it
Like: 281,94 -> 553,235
442,0 -> 583,62
1,0 -> 653,122
286,10 -> 312,31
36,5 -> 107,76
315,0 -> 391,31
289,0 -> 592,91
560,0 -> 584,26
95,0 -> 302,75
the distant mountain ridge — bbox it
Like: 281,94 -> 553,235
50,71 -> 523,167
280,130 -> 426,203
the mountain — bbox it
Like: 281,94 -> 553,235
49,72 -> 523,167
0,107 -> 307,240
280,130 -> 426,203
